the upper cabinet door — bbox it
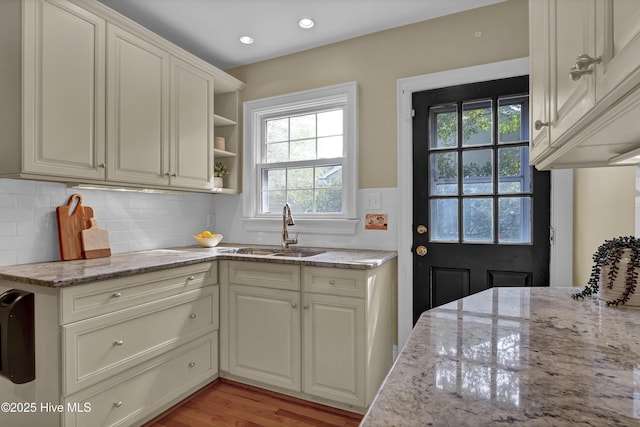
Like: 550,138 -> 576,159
595,0 -> 640,104
106,24 -> 170,186
529,0 -> 551,163
22,0 -> 106,179
169,57 -> 214,189
548,0 -> 597,146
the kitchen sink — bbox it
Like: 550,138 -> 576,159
230,247 -> 324,257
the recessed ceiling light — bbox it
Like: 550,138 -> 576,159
239,35 -> 254,45
298,17 -> 315,29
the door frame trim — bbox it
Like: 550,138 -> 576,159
396,58 -> 573,348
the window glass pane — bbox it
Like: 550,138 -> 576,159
430,152 -> 458,195
317,136 -> 343,159
290,114 -> 315,140
317,109 -> 343,137
463,198 -> 493,242
463,149 -> 493,194
266,118 -> 288,143
262,190 -> 286,213
263,168 -> 286,191
316,189 -> 342,213
499,197 -> 531,243
287,167 -> 313,189
290,139 -> 316,161
430,199 -> 458,242
430,104 -> 458,149
266,142 -> 288,163
288,190 -> 314,213
315,165 -> 342,188
462,100 -> 492,147
498,147 -> 530,193
498,95 -> 528,144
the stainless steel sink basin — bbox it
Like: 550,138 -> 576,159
231,247 -> 324,257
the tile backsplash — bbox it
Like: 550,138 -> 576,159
0,179 -> 215,266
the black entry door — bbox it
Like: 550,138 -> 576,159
412,76 -> 550,323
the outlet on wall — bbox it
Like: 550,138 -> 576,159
365,193 -> 381,210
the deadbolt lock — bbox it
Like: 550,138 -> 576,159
416,225 -> 427,234
416,245 -> 428,256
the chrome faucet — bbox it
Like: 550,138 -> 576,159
282,202 -> 298,249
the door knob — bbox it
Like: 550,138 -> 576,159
416,225 -> 427,234
416,246 -> 428,256
534,120 -> 549,130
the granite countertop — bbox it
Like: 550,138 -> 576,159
0,244 -> 397,287
362,287 -> 640,427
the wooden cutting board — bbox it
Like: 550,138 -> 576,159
81,218 -> 111,259
56,194 -> 94,261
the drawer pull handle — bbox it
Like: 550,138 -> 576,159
114,340 -> 124,346
329,280 -> 336,285
190,314 -> 197,319
187,275 -> 195,281
189,362 -> 196,368
113,401 -> 122,408
112,292 -> 122,298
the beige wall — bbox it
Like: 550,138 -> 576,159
227,0 -> 528,189
573,167 -> 636,287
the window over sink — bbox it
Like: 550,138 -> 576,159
242,82 -> 359,234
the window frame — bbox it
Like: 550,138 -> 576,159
242,82 -> 359,234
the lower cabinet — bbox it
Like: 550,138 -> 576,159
228,284 -> 301,391
220,259 -> 395,412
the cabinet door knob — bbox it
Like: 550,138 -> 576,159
98,163 -> 106,168
574,53 -> 601,70
164,172 -> 170,177
171,173 -> 177,177
188,362 -> 196,368
569,65 -> 593,81
111,292 -> 122,298
190,313 -> 197,319
534,120 -> 549,130
303,304 -> 309,310
114,340 -> 124,346
328,280 -> 335,285
187,275 -> 195,281
113,401 -> 123,408
292,303 -> 297,309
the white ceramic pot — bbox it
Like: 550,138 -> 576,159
213,177 -> 224,188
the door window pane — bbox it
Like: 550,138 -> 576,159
430,104 -> 458,148
430,152 -> 458,195
463,150 -> 493,194
463,198 -> 493,242
431,199 -> 458,242
498,147 -> 530,193
498,95 -> 528,144
499,197 -> 531,243
462,100 -> 492,147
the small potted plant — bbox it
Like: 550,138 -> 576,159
213,161 -> 228,188
572,235 -> 640,306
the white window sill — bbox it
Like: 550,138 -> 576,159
242,217 -> 360,235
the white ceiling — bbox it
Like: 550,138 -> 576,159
96,0 -> 507,70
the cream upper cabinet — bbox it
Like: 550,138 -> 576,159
170,57 -> 215,189
530,0 -> 640,169
0,0 -> 244,191
106,24 -> 170,186
22,0 -> 106,179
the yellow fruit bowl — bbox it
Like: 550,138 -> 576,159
193,233 -> 223,248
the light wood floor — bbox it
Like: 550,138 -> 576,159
145,379 -> 363,427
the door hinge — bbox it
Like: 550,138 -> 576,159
411,108 -> 416,118
549,225 -> 555,244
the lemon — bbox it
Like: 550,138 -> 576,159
202,230 -> 213,238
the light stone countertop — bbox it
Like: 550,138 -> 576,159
0,244 -> 397,287
361,287 -> 640,427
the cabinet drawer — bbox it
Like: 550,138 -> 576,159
63,286 -> 218,395
61,262 -> 217,323
228,261 -> 299,291
64,333 -> 217,427
302,267 -> 365,298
